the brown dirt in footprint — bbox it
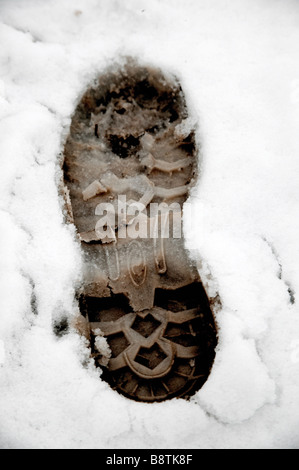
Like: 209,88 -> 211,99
62,59 -> 217,402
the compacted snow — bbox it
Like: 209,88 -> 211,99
0,0 -> 299,449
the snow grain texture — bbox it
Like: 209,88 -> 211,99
0,0 -> 299,449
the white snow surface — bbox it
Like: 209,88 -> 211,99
0,0 -> 299,449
